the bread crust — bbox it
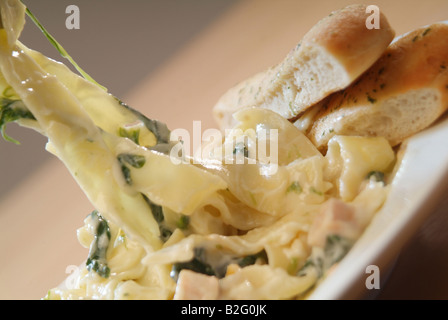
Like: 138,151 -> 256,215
213,4 -> 395,130
302,4 -> 394,77
305,22 -> 448,148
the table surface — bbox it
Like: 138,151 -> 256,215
1,0 -> 448,300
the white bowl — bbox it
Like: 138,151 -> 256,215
309,114 -> 448,299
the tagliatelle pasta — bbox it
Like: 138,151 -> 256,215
1,1 -> 398,300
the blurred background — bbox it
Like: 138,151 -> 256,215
0,0 -> 447,299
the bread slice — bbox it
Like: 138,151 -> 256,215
213,4 -> 395,130
301,22 -> 448,149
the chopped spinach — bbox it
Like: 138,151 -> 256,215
286,181 -> 302,194
236,250 -> 268,268
86,210 -> 111,278
170,247 -> 268,282
298,256 -> 324,277
117,153 -> 146,185
233,141 -> 249,158
119,164 -> 132,185
142,194 -> 173,242
170,247 -> 216,282
0,98 -> 35,144
176,215 -> 190,230
324,234 -> 353,266
117,153 -> 146,168
118,126 -> 140,145
298,235 -> 353,278
117,99 -> 171,153
367,170 -> 385,183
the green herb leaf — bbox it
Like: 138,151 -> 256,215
367,94 -> 376,104
24,7 -> 106,90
